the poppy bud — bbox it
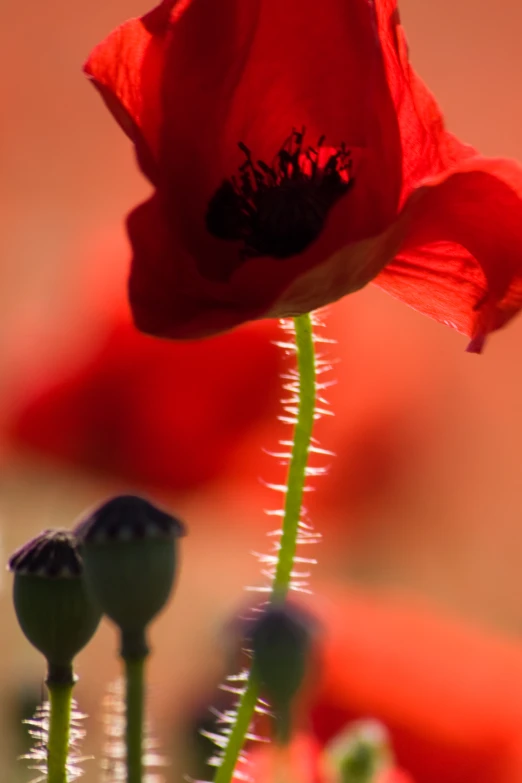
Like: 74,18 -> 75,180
8,530 -> 102,684
74,495 -> 185,658
249,602 -> 317,744
326,720 -> 392,783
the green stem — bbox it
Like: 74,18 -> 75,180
125,656 -> 146,783
214,313 -> 316,783
271,314 -> 316,599
46,681 -> 73,783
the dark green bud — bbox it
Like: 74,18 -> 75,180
326,720 -> 392,783
249,601 -> 316,743
74,495 -> 185,658
8,530 -> 102,683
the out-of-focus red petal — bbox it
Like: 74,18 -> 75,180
249,734 -> 323,783
247,732 -> 414,783
380,771 -> 415,783
307,588 -> 522,783
374,158 -> 522,351
9,317 -> 282,491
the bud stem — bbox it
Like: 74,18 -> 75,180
125,655 -> 146,783
214,313 -> 317,783
46,680 -> 73,783
274,703 -> 292,746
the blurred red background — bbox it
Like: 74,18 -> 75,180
1,0 -> 522,781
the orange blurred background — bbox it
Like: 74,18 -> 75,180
1,0 -> 522,781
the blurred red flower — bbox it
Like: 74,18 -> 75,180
9,317 -> 282,491
306,587 -> 522,783
248,731 -> 413,783
84,0 -> 522,350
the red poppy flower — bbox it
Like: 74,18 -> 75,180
84,0 -> 522,350
305,588 -> 522,783
9,317 -> 282,491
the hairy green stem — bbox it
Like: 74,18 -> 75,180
271,314 -> 316,599
125,656 -> 146,783
214,313 -> 316,783
46,681 -> 73,783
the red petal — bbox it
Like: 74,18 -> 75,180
308,588 -> 522,783
373,0 -> 476,195
84,4 -> 173,182
87,0 -> 405,323
374,158 -> 522,350
155,0 -> 402,261
10,314 -> 282,490
127,195 -> 270,338
127,190 -> 402,338
128,155 -> 522,346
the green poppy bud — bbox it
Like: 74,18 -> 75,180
326,720 -> 392,783
8,530 -> 102,684
74,495 -> 185,658
249,601 -> 317,744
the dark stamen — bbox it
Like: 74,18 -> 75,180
205,128 -> 353,277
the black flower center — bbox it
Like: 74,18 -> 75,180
205,128 -> 353,269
